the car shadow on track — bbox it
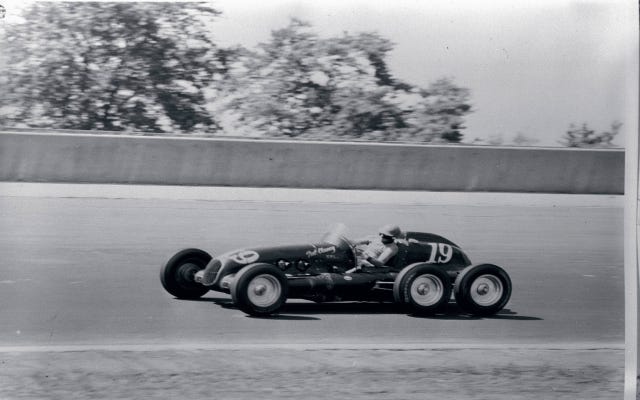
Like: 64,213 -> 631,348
181,297 -> 541,321
482,308 -> 542,321
179,297 -> 322,320
281,301 -> 402,315
415,305 -> 542,321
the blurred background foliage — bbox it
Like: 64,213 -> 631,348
0,2 -> 619,147
0,2 -> 471,143
208,19 -> 471,143
1,2 -> 225,133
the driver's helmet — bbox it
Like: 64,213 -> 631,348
379,224 -> 402,239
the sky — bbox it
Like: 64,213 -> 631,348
1,0 -> 637,147
206,0 -> 637,147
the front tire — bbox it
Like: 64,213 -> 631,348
160,248 -> 211,299
393,264 -> 451,315
454,264 -> 512,316
230,263 -> 288,317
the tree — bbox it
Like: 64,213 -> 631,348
210,19 -> 472,143
559,122 -> 621,148
398,78 -> 471,143
0,2 -> 225,133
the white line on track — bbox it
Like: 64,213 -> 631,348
0,182 -> 623,208
0,342 -> 623,353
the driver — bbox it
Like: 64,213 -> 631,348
346,224 -> 402,273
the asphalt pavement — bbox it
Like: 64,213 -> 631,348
0,182 -> 625,399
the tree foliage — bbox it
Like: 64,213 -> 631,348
0,2 -> 225,132
1,8 -> 473,143
559,122 -> 621,148
210,19 -> 472,142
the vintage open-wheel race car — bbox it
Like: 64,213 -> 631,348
160,224 -> 512,317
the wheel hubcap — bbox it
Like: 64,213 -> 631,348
476,283 -> 490,295
410,274 -> 444,306
254,284 -> 267,296
247,274 -> 282,307
417,283 -> 430,296
470,274 -> 504,306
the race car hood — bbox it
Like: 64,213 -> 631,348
198,242 -> 356,288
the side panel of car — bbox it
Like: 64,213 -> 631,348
287,271 -> 397,302
206,243 -> 356,289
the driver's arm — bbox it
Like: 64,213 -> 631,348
365,246 -> 397,268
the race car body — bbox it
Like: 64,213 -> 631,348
160,224 -> 511,317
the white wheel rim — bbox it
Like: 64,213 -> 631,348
410,274 -> 444,306
470,274 -> 504,306
247,274 -> 282,307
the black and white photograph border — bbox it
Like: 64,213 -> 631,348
625,95 -> 639,398
0,1 -> 638,399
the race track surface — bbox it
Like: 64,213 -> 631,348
0,183 -> 625,399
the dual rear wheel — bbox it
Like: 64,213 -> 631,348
393,263 -> 511,316
454,264 -> 512,316
393,264 -> 451,315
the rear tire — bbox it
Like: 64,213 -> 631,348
454,264 -> 512,316
160,248 -> 211,299
393,264 -> 451,315
230,263 -> 288,317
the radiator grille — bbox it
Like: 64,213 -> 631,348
202,260 -> 221,286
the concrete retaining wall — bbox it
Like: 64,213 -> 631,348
0,131 -> 625,194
